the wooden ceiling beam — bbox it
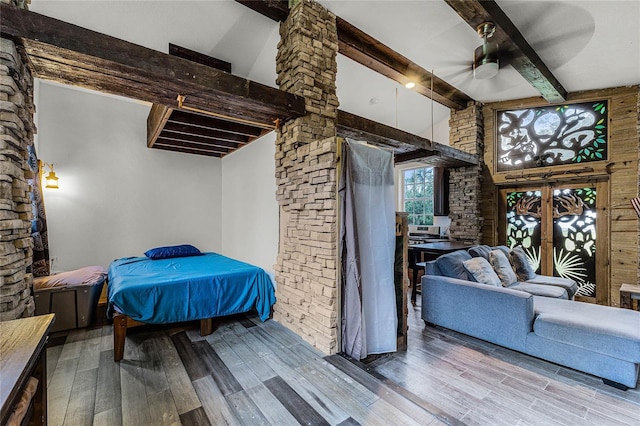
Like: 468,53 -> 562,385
162,122 -> 251,144
335,18 -> 472,110
337,110 -> 478,168
236,0 -> 473,110
169,43 -> 232,73
0,4 -> 305,126
158,131 -> 242,150
152,143 -> 223,158
168,110 -> 264,137
444,0 -> 567,103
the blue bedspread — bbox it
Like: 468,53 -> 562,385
107,253 -> 276,324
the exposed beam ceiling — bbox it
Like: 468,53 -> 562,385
0,4 -> 305,128
337,110 -> 478,168
335,18 -> 472,110
236,0 -> 473,110
444,0 -> 567,103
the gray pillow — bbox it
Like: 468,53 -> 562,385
463,257 -> 501,287
468,245 -> 491,259
489,249 -> 517,286
436,250 -> 474,281
492,245 -> 511,259
510,247 -> 536,281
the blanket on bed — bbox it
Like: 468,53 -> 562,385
107,253 -> 276,323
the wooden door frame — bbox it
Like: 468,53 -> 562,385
498,179 -> 610,304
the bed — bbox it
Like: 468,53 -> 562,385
107,250 -> 276,361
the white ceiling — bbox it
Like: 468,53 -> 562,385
30,0 -> 640,145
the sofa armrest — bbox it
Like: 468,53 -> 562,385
421,275 -> 535,351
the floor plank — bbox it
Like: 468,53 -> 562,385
192,375 -> 236,426
154,333 -> 201,415
263,375 -> 330,426
179,406 -> 211,426
94,350 -> 121,415
64,368 -> 98,426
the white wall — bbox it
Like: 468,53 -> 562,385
221,133 -> 279,274
37,82 -> 222,271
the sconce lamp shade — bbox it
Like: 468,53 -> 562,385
45,170 -> 59,189
41,161 -> 59,189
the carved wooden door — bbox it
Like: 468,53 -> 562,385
499,181 -> 608,304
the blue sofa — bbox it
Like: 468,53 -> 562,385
421,247 -> 640,389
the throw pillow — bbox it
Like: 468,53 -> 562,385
144,244 -> 202,260
492,245 -> 511,259
468,245 -> 491,260
435,250 -> 474,281
462,257 -> 502,287
489,250 -> 517,287
510,246 -> 536,281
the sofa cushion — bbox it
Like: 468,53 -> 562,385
533,297 -> 640,363
463,257 -> 501,286
508,282 -> 567,299
492,245 -> 511,259
468,245 -> 491,260
510,247 -> 537,281
436,250 -> 474,281
526,274 -> 578,300
489,250 -> 517,286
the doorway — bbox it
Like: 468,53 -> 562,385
498,180 -> 609,304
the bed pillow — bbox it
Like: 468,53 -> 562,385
510,246 -> 537,281
489,249 -> 517,287
144,244 -> 201,260
463,257 -> 501,287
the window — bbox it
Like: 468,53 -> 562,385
496,100 -> 608,171
403,167 -> 434,225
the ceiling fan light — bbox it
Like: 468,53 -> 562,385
474,43 -> 500,79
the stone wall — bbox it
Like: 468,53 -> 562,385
274,0 -> 340,354
448,101 -> 484,244
0,35 -> 35,321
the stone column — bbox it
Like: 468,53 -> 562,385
0,0 -> 36,321
448,101 -> 484,244
274,0 -> 340,354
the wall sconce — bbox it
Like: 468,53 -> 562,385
41,162 -> 59,189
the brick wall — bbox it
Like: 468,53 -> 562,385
448,101 -> 484,244
0,32 -> 36,320
274,0 -> 340,354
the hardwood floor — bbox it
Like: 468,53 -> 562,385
47,300 -> 640,425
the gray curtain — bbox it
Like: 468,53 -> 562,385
340,141 -> 397,359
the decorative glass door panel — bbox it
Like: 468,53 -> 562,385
506,190 -> 542,273
552,187 -> 597,297
502,182 -> 605,302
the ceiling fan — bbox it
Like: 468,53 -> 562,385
473,22 -> 500,80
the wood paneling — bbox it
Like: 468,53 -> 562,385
482,86 -> 640,305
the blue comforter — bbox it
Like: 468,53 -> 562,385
107,253 -> 276,324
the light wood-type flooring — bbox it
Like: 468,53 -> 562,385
46,299 -> 640,425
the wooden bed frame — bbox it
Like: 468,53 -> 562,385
112,313 -> 215,361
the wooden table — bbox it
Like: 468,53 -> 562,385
410,241 -> 475,255
620,283 -> 640,310
1,313 -> 55,426
409,242 -> 474,303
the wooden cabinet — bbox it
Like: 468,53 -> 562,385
0,314 -> 54,426
433,167 -> 449,216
